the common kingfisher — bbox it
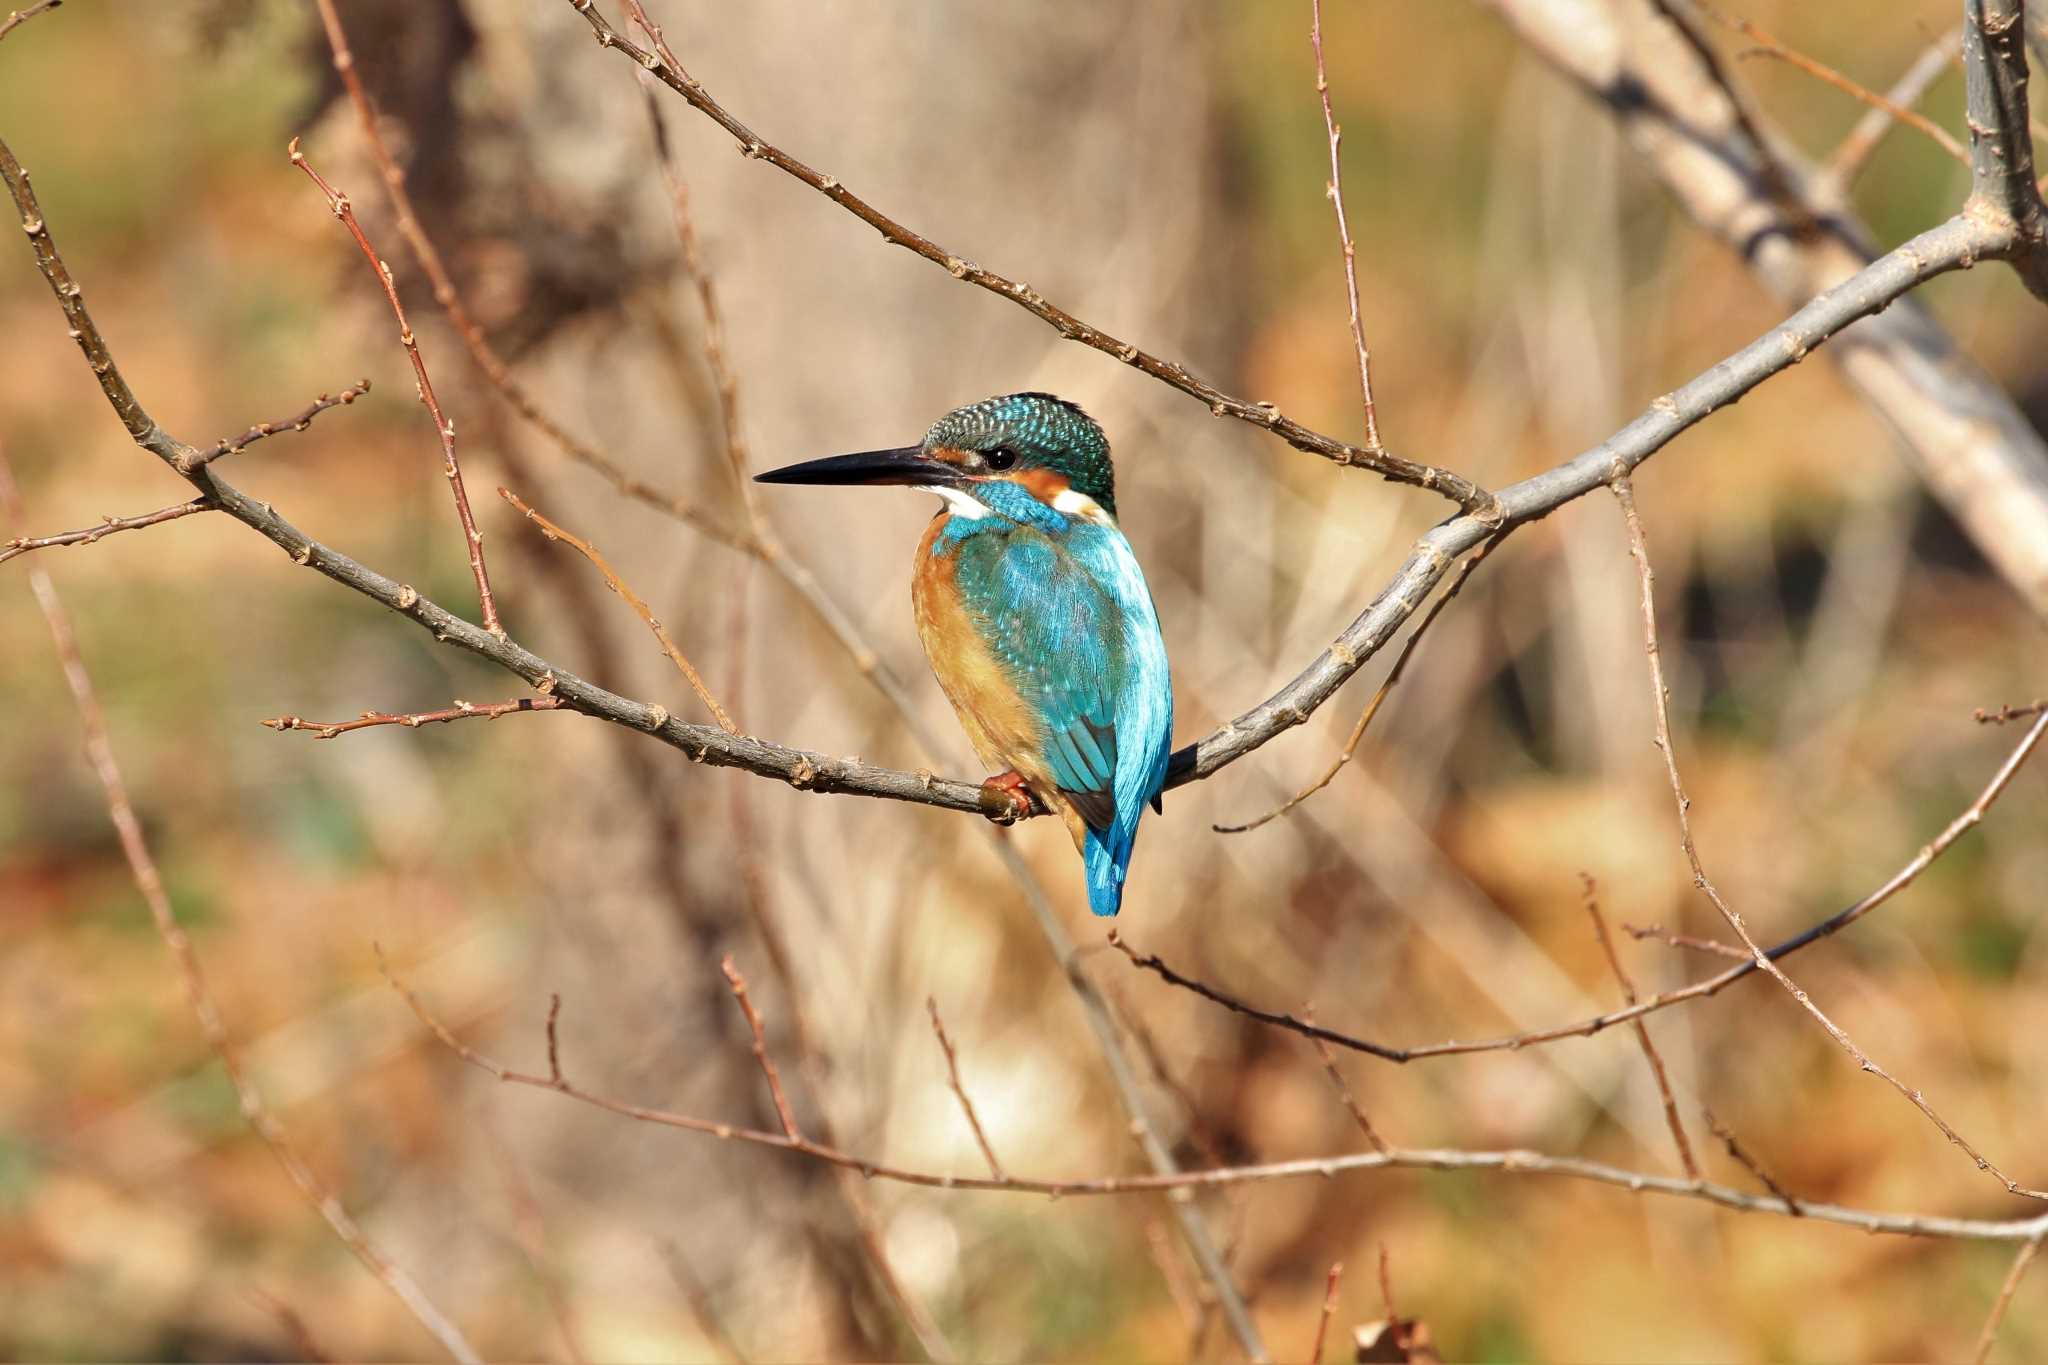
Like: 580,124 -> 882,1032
757,393 -> 1173,917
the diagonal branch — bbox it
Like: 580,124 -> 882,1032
184,378 -> 372,471
1613,476 -> 2046,1203
1309,0 -> 1385,452
561,0 -> 1496,515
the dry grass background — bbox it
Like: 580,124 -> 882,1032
2,1 -> 2046,1360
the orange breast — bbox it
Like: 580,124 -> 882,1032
912,518 -> 1089,850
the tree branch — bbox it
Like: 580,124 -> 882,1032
2,496 -> 213,565
561,0 -> 1496,515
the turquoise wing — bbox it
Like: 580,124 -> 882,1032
953,520 -> 1173,915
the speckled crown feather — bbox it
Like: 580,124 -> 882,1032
922,393 -> 1116,515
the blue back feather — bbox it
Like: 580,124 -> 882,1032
940,502 -> 1172,916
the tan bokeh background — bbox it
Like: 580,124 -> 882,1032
2,1 -> 2046,1360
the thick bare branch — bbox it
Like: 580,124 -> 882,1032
1961,0 -> 2048,299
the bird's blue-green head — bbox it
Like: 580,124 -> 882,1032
756,392 -> 1118,520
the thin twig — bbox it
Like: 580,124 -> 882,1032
183,378 -> 372,471
719,957 -> 801,1139
1612,477 -> 2048,1203
1975,1235 -> 2044,1364
261,696 -> 569,738
927,997 -> 1005,1179
1309,0 -> 1382,452
1215,538 -> 1493,833
1692,0 -> 1969,167
305,0 -> 747,549
1582,874 -> 1699,1179
1976,700 -> 2047,724
1702,1107 -> 1801,1216
1305,1007 -> 1388,1153
0,0 -> 59,43
500,487 -> 737,734
1622,922 -> 1750,962
246,1288 -> 334,1364
2,497 -> 213,565
0,453 -> 481,1365
287,139 -> 501,637
378,963 -> 2048,1241
563,0 -> 1497,516
1826,26 -> 1962,186
1309,1260 -> 1343,1365
1119,684 -> 2048,1064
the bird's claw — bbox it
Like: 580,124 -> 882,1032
980,770 -> 1042,824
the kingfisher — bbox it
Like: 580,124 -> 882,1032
756,393 -> 1173,917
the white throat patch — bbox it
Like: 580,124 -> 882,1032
1050,487 -> 1114,524
923,485 -> 990,519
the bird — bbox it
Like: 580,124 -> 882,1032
756,392 -> 1174,917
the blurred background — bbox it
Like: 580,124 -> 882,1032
3,0 -> 2046,1359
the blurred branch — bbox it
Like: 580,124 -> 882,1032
1304,1009 -> 1389,1153
183,378 -> 372,472
1975,1235 -> 2044,1364
1622,922 -> 1750,961
1309,0 -> 1384,452
0,451 -> 483,1365
1119,697 -> 2046,1061
1613,476 -> 2047,1203
1692,1 -> 1968,166
1825,26 -> 1963,187
1582,874 -> 1699,1180
1308,1260 -> 1343,1365
1,496 -> 213,565
0,0 -> 58,44
382,958 -> 2048,1242
288,139 -> 501,637
1702,1107 -> 1801,1216
500,488 -> 737,734
1496,0 -> 2048,615
926,998 -> 1006,1180
305,0 -> 749,550
562,0 -> 1499,517
1976,700 -> 2047,724
260,696 -> 570,738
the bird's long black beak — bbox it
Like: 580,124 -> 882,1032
753,445 -> 963,488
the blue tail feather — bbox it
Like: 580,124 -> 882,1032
1084,822 -> 1137,917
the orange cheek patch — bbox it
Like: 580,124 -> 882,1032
1013,467 -> 1072,502
926,445 -> 974,468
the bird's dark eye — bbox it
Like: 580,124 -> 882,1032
986,446 -> 1018,471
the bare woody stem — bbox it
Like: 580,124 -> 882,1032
2,497 -> 213,565
563,0 -> 1494,514
1309,0 -> 1384,452
183,378 -> 372,471
382,961 -> 2048,1243
261,696 -> 571,738
306,0 -> 747,550
287,140 -> 501,637
1581,874 -> 1699,1180
0,453 -> 481,1365
500,488 -> 738,735
1612,476 -> 2046,1204
926,997 -> 1006,1180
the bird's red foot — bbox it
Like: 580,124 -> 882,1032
980,770 -> 1042,824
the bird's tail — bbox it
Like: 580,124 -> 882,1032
1083,821 -> 1137,917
